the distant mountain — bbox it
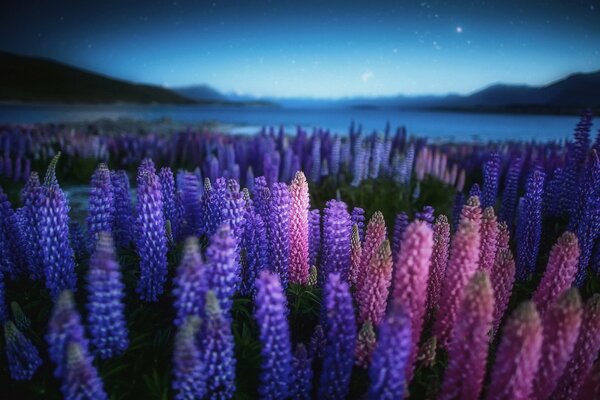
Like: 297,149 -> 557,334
174,84 -> 227,102
0,51 -> 197,104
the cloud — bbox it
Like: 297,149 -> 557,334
361,70 -> 374,82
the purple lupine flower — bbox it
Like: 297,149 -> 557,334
86,163 -> 114,249
355,321 -> 376,368
451,191 -> 465,232
415,205 -> 435,227
289,172 -> 310,285
110,170 -> 134,248
267,183 -> 291,287
368,299 -> 412,400
290,344 -> 313,400
86,232 -> 128,359
254,271 -> 293,399
576,359 -> 600,400
173,238 -> 207,326
240,207 -> 268,297
135,167 -> 167,302
561,112 -> 592,217
204,177 -> 228,237
200,291 -> 236,399
0,185 -> 24,279
482,152 -> 501,209
356,211 -> 387,295
20,172 -> 45,280
308,208 -> 321,268
321,200 -> 352,284
426,215 -> 451,314
309,324 -> 326,359
69,221 -> 88,260
46,290 -> 89,378
206,223 -> 237,315
479,207 -> 499,272
485,301 -> 543,400
39,185 -> 77,297
515,167 -> 545,281
172,316 -> 205,400
532,288 -> 582,400
310,136 -> 321,182
61,342 -> 107,400
357,240 -> 393,326
500,156 -> 522,230
552,294 -> 600,399
491,249 -> 516,334
351,207 -> 365,242
159,167 -> 184,241
469,183 -> 482,200
544,166 -> 563,217
318,273 -> 356,400
180,172 -> 202,236
439,272 -> 494,400
392,212 -> 409,261
223,181 -> 246,290
4,321 -> 42,381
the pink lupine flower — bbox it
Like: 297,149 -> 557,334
439,272 -> 494,400
456,169 -> 466,192
490,248 -> 516,334
390,220 -> 433,379
289,171 -> 310,285
460,195 -> 482,229
355,321 -> 376,368
496,221 -> 510,251
356,212 -> 387,296
479,207 -> 498,272
485,301 -> 543,400
576,360 -> 600,400
357,240 -> 393,325
434,219 -> 481,348
532,231 -> 580,316
532,288 -> 582,400
427,215 -> 450,314
348,224 -> 362,288
551,294 -> 600,400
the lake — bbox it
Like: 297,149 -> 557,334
0,103 -> 581,142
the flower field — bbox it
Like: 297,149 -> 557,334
0,113 -> 599,399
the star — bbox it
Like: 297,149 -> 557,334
456,26 -> 463,33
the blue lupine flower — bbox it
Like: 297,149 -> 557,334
61,342 -> 107,400
500,156 -> 523,231
86,232 -> 128,359
69,221 -> 89,260
392,212 -> 409,261
0,185 -> 24,279
20,172 -> 45,280
318,273 -> 357,400
135,166 -> 167,302
415,205 -> 435,227
200,291 -> 236,399
4,321 -> 42,381
290,344 -> 313,400
206,223 -> 237,315
321,200 -> 351,283
482,152 -> 501,209
452,192 -> 465,232
240,207 -> 268,297
159,167 -> 184,242
254,271 -> 293,399
173,238 -> 207,326
111,170 -> 134,248
180,171 -> 202,236
86,163 -> 114,249
351,207 -> 365,242
267,183 -> 291,288
173,316 -> 205,400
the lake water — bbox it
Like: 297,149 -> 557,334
0,103 -> 582,142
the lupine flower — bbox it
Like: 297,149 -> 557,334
392,212 -> 409,261
308,209 -> 321,268
532,288 -> 582,400
500,156 -> 522,231
479,207 -> 499,272
206,223 -> 237,315
318,273 -> 357,400
200,291 -> 236,399
159,167 -> 184,241
356,211 -> 387,294
496,220 -> 510,250
391,220 -> 433,378
223,182 -> 246,290
348,224 -> 362,288
490,248 -> 516,333
415,205 -> 435,227
290,344 -> 313,400
460,195 -> 482,229
576,360 -> 600,400
351,207 -> 366,242
254,271 -> 293,399
86,232 -> 128,359
267,183 -> 291,287
532,231 -> 580,316
46,290 -> 89,378
87,163 -> 114,249
320,200 -> 352,284
439,272 -> 494,400
482,152 -> 500,209
39,184 -> 77,297
426,215 -> 450,313
61,342 -> 107,400
515,167 -> 545,281
173,238 -> 208,326
181,172 -> 202,236
552,294 -> 600,399
368,299 -> 412,400
289,172 -> 310,285
0,272 -> 7,323
451,191 -> 465,231
4,321 -> 42,381
11,301 -> 30,331
469,183 -> 482,199
0,186 -> 24,279
69,221 -> 88,260
355,321 -> 376,368
357,240 -> 393,325
309,324 -> 326,359
135,167 -> 167,302
110,170 -> 134,247
172,316 -> 205,400
434,219 -> 481,348
20,172 -> 44,280
485,301 -> 543,400
240,207 -> 268,297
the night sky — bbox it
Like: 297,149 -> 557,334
1,0 -> 599,97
